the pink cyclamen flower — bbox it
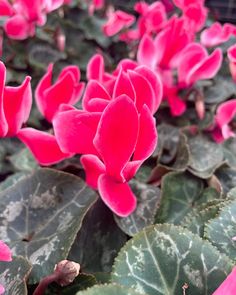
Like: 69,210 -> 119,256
228,44 -> 236,83
0,61 -> 32,137
103,9 -> 135,37
53,95 -> 157,217
212,99 -> 236,143
0,240 -> 12,295
88,0 -> 104,15
212,267 -> 236,295
177,43 -> 222,88
35,63 -> 85,122
83,59 -> 162,115
201,22 -> 236,47
1,0 -> 69,40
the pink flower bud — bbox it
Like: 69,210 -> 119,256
54,260 -> 80,287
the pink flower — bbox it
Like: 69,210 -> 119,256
17,128 -> 72,165
0,240 -> 12,294
212,267 -> 236,295
212,99 -> 236,143
53,95 -> 157,217
84,59 -> 162,115
88,0 -> 104,15
177,43 -> 222,88
103,9 -> 135,37
35,63 -> 84,122
1,0 -> 69,40
0,61 -> 32,137
228,44 -> 236,83
201,22 -> 236,47
135,1 -> 167,37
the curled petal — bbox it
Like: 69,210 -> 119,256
186,48 -> 222,86
4,76 -> 32,136
133,105 -> 157,161
103,10 -> 135,37
98,174 -> 137,217
94,95 -> 139,181
53,110 -> 101,155
4,14 -> 33,40
17,128 -> 71,166
135,66 -> 163,112
80,154 -> 105,189
0,0 -> 14,16
0,62 -> 8,137
137,34 -> 156,70
0,240 -> 12,261
86,54 -> 104,82
82,80 -> 111,112
128,69 -> 156,113
113,70 -> 135,101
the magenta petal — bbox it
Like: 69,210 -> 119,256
187,48 -> 223,86
98,174 -> 137,217
17,128 -> 71,166
94,95 -> 139,180
42,72 -> 76,122
0,285 -> 4,295
0,62 -> 8,137
58,65 -> 81,82
35,63 -> 53,115
212,267 -> 236,295
128,70 -> 155,113
4,15 -> 32,40
123,160 -> 142,181
137,34 -> 156,70
87,98 -> 110,112
86,54 -> 104,82
0,0 -> 14,16
53,110 -> 101,155
4,76 -> 32,136
80,154 -> 105,189
82,80 -> 111,111
135,66 -> 163,112
113,70 -> 135,101
133,105 -> 157,161
0,240 -> 12,262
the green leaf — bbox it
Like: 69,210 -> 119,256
222,137 -> 236,169
68,199 -> 127,274
155,172 -> 204,224
0,172 -> 29,192
170,133 -> 190,171
0,256 -> 31,295
76,284 -> 147,295
205,199 -> 236,261
182,202 -> 223,237
46,273 -> 98,295
0,168 -> 98,283
28,44 -> 66,69
114,180 -> 161,236
111,224 -> 233,295
9,148 -> 38,172
215,166 -> 236,194
204,77 -> 236,104
187,135 -> 224,179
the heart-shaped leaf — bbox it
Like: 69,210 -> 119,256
114,180 -> 161,236
0,256 -> 31,295
112,224 -> 233,295
205,199 -> 236,261
0,168 -> 98,283
75,283 -> 147,295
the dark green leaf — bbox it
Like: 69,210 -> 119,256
76,284 -> 147,295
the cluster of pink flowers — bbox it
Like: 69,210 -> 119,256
16,53 -> 161,217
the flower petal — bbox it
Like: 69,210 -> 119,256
113,70 -> 135,101
4,14 -> 33,40
0,62 -> 8,137
86,54 -> 104,82
82,80 -> 111,112
17,128 -> 70,165
0,240 -> 12,261
137,34 -> 156,70
93,95 -> 139,180
4,76 -> 32,136
53,109 -> 101,155
80,154 -> 105,189
98,174 -> 137,217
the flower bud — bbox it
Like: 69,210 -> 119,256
54,260 -> 80,286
